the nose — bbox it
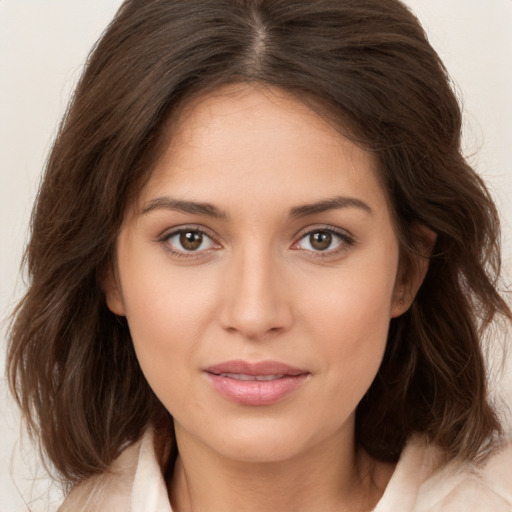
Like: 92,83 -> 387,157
219,246 -> 293,340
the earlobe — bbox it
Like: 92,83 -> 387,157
102,267 -> 126,316
391,287 -> 407,318
391,224 -> 437,318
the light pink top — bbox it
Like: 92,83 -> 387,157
59,430 -> 512,511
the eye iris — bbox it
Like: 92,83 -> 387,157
310,231 -> 332,251
180,231 -> 202,251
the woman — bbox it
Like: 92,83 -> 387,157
7,0 -> 512,510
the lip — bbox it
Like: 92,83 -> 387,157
204,360 -> 309,406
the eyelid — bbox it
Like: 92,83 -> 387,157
291,225 -> 355,254
156,223 -> 355,259
158,225 -> 222,257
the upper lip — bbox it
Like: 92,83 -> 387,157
204,359 -> 308,377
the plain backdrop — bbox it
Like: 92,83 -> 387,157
1,1 -> 511,510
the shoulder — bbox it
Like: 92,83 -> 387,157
375,436 -> 512,512
57,435 -> 144,512
417,441 -> 512,511
58,428 -> 173,512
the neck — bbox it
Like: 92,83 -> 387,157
168,424 -> 393,512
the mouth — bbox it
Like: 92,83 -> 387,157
204,360 -> 309,406
214,373 -> 287,381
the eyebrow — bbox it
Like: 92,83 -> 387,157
289,196 -> 373,218
142,197 -> 228,218
141,195 -> 372,219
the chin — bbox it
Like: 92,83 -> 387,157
197,416 -> 341,465
215,435 -> 307,464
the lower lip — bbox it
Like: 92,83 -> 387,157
205,373 -> 308,406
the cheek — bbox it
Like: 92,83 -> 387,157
117,228 -> 218,339
117,254 -> 221,398
315,285 -> 390,373
299,249 -> 398,385
301,250 -> 397,339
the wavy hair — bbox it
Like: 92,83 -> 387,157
7,0 -> 511,482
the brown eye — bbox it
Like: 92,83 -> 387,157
309,231 -> 332,251
164,229 -> 215,254
180,231 -> 203,251
294,228 -> 351,254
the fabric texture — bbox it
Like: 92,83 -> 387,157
58,429 -> 512,512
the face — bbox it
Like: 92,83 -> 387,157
106,84 -> 409,464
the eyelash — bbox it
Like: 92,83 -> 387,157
158,226 -> 220,260
291,226 -> 355,257
158,225 -> 355,259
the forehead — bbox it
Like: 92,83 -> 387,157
134,84 -> 388,219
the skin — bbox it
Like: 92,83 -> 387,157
105,84 -> 429,512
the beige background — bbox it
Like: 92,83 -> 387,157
1,1 -> 511,510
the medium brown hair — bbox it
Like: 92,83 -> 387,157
7,0 -> 511,482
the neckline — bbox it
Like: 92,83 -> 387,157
132,431 -> 441,512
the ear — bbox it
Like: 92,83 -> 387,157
391,224 -> 437,318
102,265 -> 126,316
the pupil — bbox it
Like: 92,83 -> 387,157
310,231 -> 332,250
180,231 -> 202,250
